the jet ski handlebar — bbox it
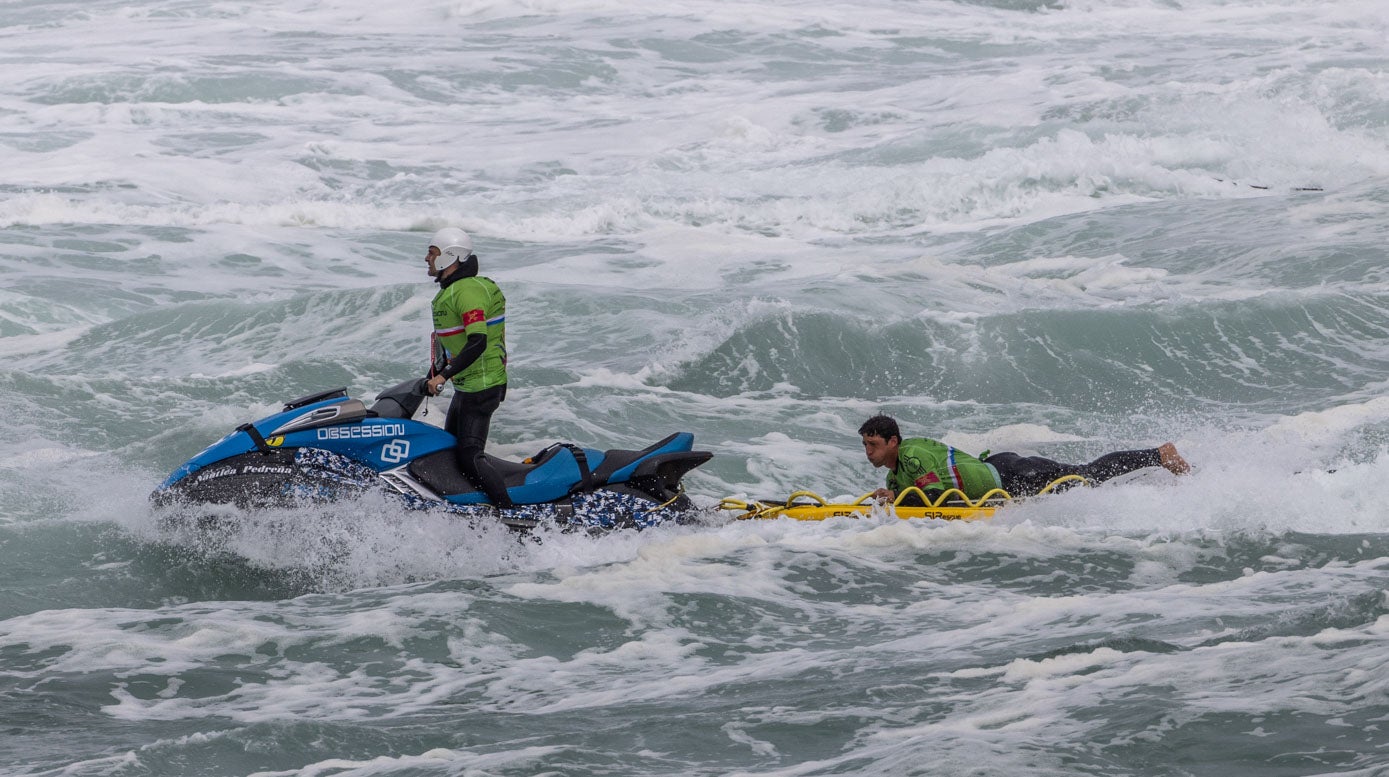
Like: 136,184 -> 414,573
369,377 -> 431,420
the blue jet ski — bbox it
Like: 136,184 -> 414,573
153,379 -> 713,529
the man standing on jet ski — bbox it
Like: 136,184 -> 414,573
858,414 -> 1190,505
422,227 -> 513,508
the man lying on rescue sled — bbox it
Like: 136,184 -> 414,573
858,414 -> 1190,506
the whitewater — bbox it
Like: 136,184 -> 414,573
3,0 -> 1389,775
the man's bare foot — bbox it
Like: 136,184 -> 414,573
1158,442 -> 1190,475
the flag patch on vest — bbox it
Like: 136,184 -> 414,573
915,472 -> 941,487
463,309 -> 485,325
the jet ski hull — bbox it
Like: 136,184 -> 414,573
153,380 -> 712,530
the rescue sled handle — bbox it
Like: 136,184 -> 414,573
718,475 -> 1090,522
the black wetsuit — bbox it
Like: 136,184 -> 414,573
444,384 -> 512,508
983,449 -> 1163,497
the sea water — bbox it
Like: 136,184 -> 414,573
3,0 -> 1389,775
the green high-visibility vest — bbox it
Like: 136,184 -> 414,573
887,438 -> 1002,500
431,275 -> 507,392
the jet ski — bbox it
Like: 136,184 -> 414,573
153,379 -> 713,529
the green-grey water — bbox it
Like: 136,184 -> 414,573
4,1 -> 1389,775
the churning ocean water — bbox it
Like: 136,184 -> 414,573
3,0 -> 1389,775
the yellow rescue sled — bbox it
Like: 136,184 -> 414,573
718,476 -> 1088,522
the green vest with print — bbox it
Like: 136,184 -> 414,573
887,438 -> 1002,501
431,275 -> 507,392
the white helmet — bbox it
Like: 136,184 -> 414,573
429,227 -> 473,270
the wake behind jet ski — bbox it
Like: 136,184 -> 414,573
153,379 -> 712,530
